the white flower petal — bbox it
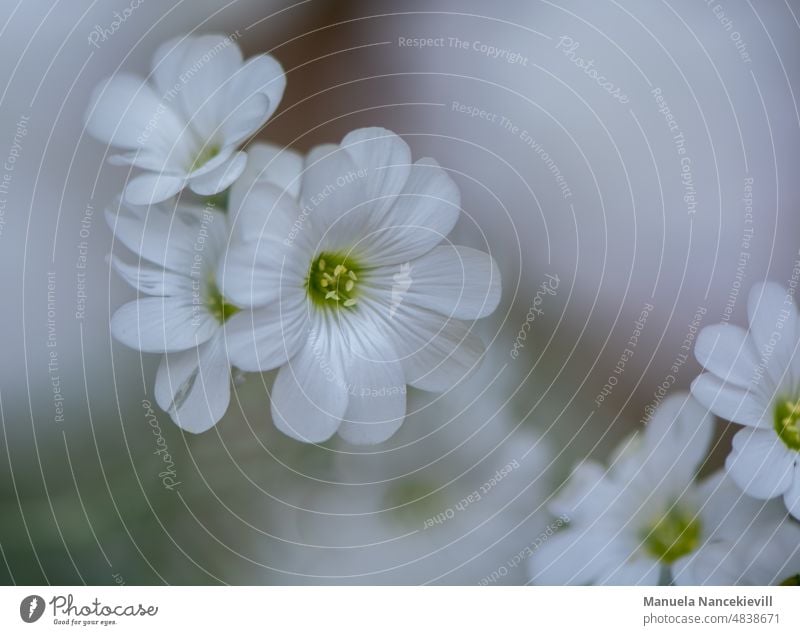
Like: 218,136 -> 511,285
382,245 -> 501,320
301,143 -> 368,243
224,292 -> 307,372
529,528 -> 623,585
690,373 -> 769,428
229,54 -> 286,124
639,392 -> 714,486
219,54 -> 285,145
678,472 -> 800,584
124,172 -> 186,205
600,559 -> 660,586
782,469 -> 800,520
549,461 -> 618,525
220,93 -> 271,147
702,471 -> 797,557
726,427 -> 795,499
389,308 -> 486,392
217,234 -> 304,308
672,542 -> 742,586
695,324 -> 760,389
175,34 -> 244,140
231,142 -> 303,203
270,334 -> 349,443
358,158 -> 461,266
748,282 -> 789,340
154,332 -> 231,433
229,181 -> 305,245
109,253 -> 190,296
341,127 -> 411,218
692,471 -> 758,538
769,523 -> 800,582
747,282 -> 798,383
150,36 -> 190,98
108,149 -> 181,173
111,297 -> 217,353
338,339 -> 407,445
85,73 -> 184,152
107,203 -> 223,274
188,151 -> 247,195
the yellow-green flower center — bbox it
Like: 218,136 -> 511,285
642,507 -> 702,564
206,279 -> 240,324
774,399 -> 800,451
189,143 -> 220,172
306,252 -> 361,310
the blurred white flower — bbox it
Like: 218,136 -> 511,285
691,282 -> 800,520
529,393 -> 733,584
531,391 -> 799,585
264,365 -> 553,584
107,200 -> 284,433
85,33 -> 285,204
671,472 -> 800,585
219,127 -> 501,445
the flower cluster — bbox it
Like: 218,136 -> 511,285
530,393 -> 800,585
88,34 -> 501,444
530,283 -> 800,585
87,33 -> 799,586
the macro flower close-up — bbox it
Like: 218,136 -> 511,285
3,1 -> 800,626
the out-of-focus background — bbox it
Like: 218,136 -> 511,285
1,0 -> 799,584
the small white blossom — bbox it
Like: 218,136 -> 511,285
107,197 -> 279,432
691,282 -> 800,519
219,127 -> 502,444
85,34 -> 285,204
529,393 -> 799,585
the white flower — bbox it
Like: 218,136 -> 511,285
263,363 -> 553,584
107,195 -> 284,433
219,127 -> 502,444
529,393 -> 799,585
691,282 -> 800,519
85,34 -> 285,205
672,473 -> 800,585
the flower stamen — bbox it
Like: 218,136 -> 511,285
642,506 -> 701,564
205,278 -> 241,324
189,143 -> 220,173
774,399 -> 800,451
307,252 -> 361,310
